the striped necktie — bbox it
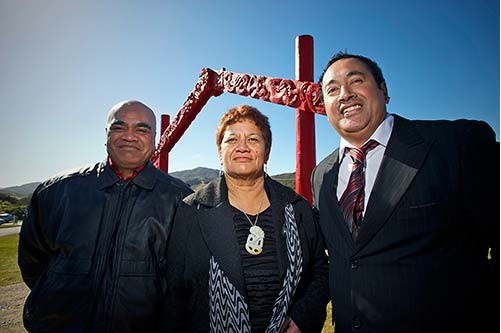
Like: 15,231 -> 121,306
339,140 -> 379,240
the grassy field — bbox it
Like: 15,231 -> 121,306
0,233 -> 23,286
323,303 -> 334,332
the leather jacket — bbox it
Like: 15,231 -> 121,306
19,161 -> 192,332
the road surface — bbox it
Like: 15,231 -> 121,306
0,226 -> 21,237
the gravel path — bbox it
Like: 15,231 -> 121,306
0,283 -> 29,333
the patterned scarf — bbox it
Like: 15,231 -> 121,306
209,203 -> 303,333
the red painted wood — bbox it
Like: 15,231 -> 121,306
215,70 -> 324,115
151,68 -> 221,165
151,36 -> 324,191
156,114 -> 170,172
295,35 -> 316,203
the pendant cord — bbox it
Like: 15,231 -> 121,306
228,189 -> 265,227
227,182 -> 267,256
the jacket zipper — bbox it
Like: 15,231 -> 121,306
90,181 -> 128,331
104,185 -> 139,331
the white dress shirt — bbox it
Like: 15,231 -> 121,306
337,114 -> 394,215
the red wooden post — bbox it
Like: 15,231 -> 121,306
295,35 -> 316,203
158,114 -> 170,172
152,38 -> 324,182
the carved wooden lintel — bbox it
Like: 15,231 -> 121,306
215,70 -> 325,115
152,68 -> 325,165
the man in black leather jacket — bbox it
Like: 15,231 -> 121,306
18,100 -> 192,332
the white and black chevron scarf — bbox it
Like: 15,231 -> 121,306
209,203 -> 303,333
265,203 -> 303,332
209,257 -> 251,332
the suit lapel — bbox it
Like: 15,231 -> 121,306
355,115 -> 433,252
318,150 -> 356,251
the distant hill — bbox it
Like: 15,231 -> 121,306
270,172 -> 296,190
0,168 -> 297,198
0,182 -> 40,198
0,192 -> 28,205
169,167 -> 219,188
170,167 -> 296,190
0,168 -> 220,197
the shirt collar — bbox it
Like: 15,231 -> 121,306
98,159 -> 156,190
338,113 -> 394,161
108,157 -> 147,181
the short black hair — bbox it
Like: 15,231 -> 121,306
318,52 -> 386,100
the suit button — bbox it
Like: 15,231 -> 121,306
353,318 -> 361,329
351,260 -> 359,269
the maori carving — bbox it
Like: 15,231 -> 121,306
216,70 -> 325,115
152,68 -> 220,164
152,68 -> 326,166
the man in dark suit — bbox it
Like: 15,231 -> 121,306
312,52 -> 499,333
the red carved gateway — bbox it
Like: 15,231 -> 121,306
216,70 -> 325,115
152,35 -> 325,202
151,68 -> 221,163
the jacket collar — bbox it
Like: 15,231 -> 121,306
97,160 -> 157,190
186,175 -> 302,296
188,174 -> 300,209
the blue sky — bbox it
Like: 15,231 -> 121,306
0,0 -> 499,188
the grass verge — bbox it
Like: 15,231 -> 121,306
323,302 -> 334,332
0,233 -> 23,286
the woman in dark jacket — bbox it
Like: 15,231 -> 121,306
160,105 -> 329,333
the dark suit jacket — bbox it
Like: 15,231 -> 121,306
312,115 -> 499,333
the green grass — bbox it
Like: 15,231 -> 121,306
0,233 -> 23,286
322,302 -> 334,332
